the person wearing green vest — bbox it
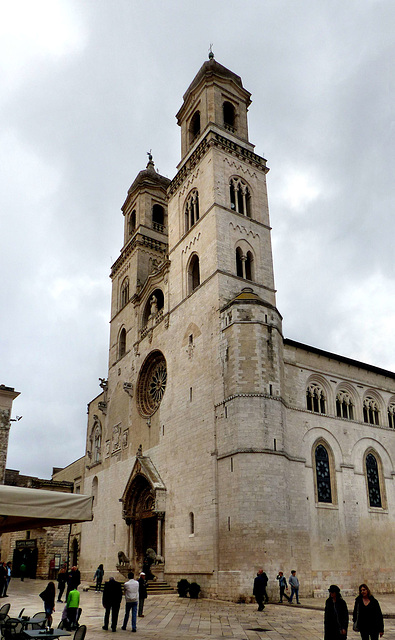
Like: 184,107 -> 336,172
66,587 -> 80,628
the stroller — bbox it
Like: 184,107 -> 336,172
60,605 -> 82,631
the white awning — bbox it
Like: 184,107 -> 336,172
0,485 -> 93,533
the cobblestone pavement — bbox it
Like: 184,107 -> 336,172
3,580 -> 395,639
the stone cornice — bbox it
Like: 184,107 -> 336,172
111,233 -> 167,278
168,129 -> 268,196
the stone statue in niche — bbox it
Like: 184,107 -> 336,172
112,426 -> 121,452
149,294 -> 158,317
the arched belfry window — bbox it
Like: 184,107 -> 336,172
230,177 -> 251,217
363,395 -> 380,425
223,101 -> 236,131
315,444 -> 332,503
119,327 -> 126,359
188,254 -> 200,294
120,277 -> 129,309
185,190 -> 199,232
306,382 -> 326,414
189,111 -> 201,145
128,210 -> 136,237
336,390 -> 354,420
235,246 -> 254,281
152,204 -> 164,231
387,401 -> 395,428
365,452 -> 382,508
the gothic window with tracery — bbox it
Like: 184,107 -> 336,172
120,277 -> 129,309
336,390 -> 354,420
365,452 -> 382,508
315,444 -> 332,503
363,396 -> 380,425
306,383 -> 326,414
388,402 -> 395,428
230,177 -> 251,217
185,190 -> 200,232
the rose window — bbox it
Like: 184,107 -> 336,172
137,351 -> 167,417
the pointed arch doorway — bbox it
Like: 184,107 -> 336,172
121,455 -> 166,572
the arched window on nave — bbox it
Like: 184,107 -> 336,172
336,390 -> 354,420
365,452 -> 382,508
363,396 -> 380,425
314,443 -> 332,503
306,382 -> 326,414
388,401 -> 395,428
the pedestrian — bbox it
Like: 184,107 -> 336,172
324,585 -> 349,639
20,561 -> 26,581
94,564 -> 105,592
288,570 -> 300,604
253,569 -> 268,611
276,571 -> 290,603
102,577 -> 123,632
138,572 -> 148,617
3,562 -> 12,597
66,586 -> 80,629
353,583 -> 384,640
39,581 -> 56,628
121,571 -> 139,632
66,566 -> 81,598
57,564 -> 68,602
0,563 -> 7,597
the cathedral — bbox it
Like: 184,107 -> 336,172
78,55 -> 395,600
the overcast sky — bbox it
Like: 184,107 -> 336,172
1,0 -> 394,478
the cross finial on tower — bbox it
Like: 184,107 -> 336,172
146,149 -> 155,170
208,44 -> 214,59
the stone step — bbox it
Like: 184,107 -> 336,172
87,580 -> 176,595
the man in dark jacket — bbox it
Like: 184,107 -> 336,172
253,569 -> 268,611
138,572 -> 148,617
67,566 -> 81,597
324,585 -> 349,640
102,577 -> 123,632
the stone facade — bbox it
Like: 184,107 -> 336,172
77,56 -> 395,601
0,385 -> 20,483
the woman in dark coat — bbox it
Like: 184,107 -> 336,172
324,585 -> 349,640
40,581 -> 56,628
353,584 -> 384,640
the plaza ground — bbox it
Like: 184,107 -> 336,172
4,579 -> 395,639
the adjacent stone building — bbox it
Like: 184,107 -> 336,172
0,385 -> 20,483
77,55 -> 395,600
